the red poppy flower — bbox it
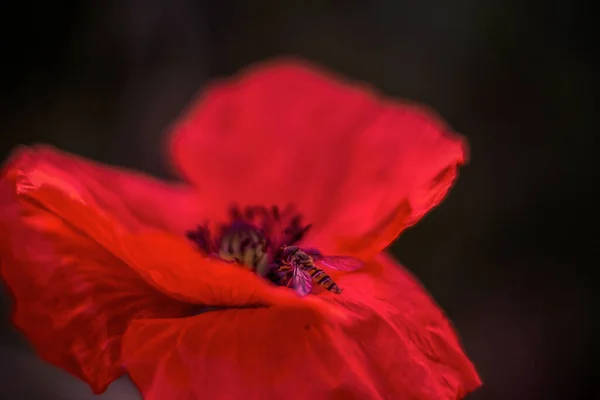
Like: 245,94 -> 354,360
0,59 -> 481,399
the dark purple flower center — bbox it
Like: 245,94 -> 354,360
186,205 -> 312,282
186,205 -> 353,299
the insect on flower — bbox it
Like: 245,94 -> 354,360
274,245 -> 363,296
187,205 -> 363,297
0,59 -> 481,399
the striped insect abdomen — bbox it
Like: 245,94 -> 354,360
304,265 -> 342,294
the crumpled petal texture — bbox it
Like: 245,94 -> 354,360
122,253 -> 481,400
2,146 -> 205,235
0,147 -> 203,393
170,59 -> 467,260
0,147 -> 347,393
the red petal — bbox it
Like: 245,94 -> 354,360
170,59 -> 466,259
0,149 -> 345,392
0,151 -> 196,393
122,253 -> 481,399
4,145 -> 204,235
122,230 -> 347,318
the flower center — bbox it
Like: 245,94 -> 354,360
187,205 -> 348,296
186,205 -> 312,278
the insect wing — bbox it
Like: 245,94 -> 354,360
315,256 -> 364,272
292,267 -> 313,296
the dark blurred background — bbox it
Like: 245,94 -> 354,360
0,1 -> 594,399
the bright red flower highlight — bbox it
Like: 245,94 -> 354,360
0,59 -> 481,399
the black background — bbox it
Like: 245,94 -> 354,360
0,1 -> 594,399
